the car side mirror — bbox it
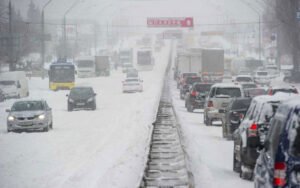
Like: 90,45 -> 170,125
6,109 -> 10,112
66,94 -> 69,97
94,93 -> 97,96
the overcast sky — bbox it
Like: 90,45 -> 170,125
10,0 -> 262,25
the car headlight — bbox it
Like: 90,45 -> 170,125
87,97 -> 93,103
38,114 -> 45,120
7,116 -> 15,121
69,98 -> 74,103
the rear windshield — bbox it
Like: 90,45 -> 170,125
257,72 -> 268,76
126,79 -> 138,82
232,99 -> 251,110
12,101 -> 44,111
194,84 -> 212,92
215,88 -> 241,97
186,77 -> 202,84
242,84 -> 256,89
245,89 -> 266,97
0,80 -> 15,86
273,89 -> 296,94
70,88 -> 93,97
236,77 -> 252,82
182,73 -> 197,78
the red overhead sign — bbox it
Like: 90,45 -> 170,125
147,17 -> 194,28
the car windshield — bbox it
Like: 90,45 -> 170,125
11,101 -> 44,111
0,80 -> 15,86
232,99 -> 251,110
257,103 -> 275,124
125,79 -> 139,82
245,89 -> 266,97
70,88 -> 93,97
77,60 -> 94,68
215,88 -> 241,97
236,77 -> 252,82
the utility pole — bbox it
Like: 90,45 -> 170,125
41,0 -> 53,69
94,23 -> 98,55
8,0 -> 14,71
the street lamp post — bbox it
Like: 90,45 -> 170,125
41,0 -> 53,68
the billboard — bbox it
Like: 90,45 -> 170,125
147,17 -> 194,28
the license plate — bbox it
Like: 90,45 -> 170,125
77,103 -> 85,105
19,122 -> 33,126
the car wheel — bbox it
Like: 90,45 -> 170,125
204,114 -> 211,126
68,104 -> 73,112
187,103 -> 194,112
239,163 -> 253,180
222,121 -> 227,138
43,125 -> 49,132
92,103 -> 96,110
180,92 -> 184,100
233,148 -> 241,172
50,121 -> 53,129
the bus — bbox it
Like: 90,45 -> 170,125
48,62 -> 75,90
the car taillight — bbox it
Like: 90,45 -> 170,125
136,83 -> 140,85
248,123 -> 257,137
184,81 -> 187,85
274,162 -> 286,186
269,89 -> 273,96
256,85 -> 258,88
191,91 -> 197,96
208,101 -> 213,107
295,88 -> 299,94
123,83 -> 127,86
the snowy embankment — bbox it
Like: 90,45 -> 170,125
170,77 -> 253,188
0,45 -> 170,188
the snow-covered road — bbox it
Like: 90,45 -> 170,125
170,77 -> 254,188
0,46 -> 170,188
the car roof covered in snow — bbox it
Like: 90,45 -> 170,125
269,85 -> 296,89
251,93 -> 291,104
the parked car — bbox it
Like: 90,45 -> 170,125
267,86 -> 298,96
67,87 -> 97,111
0,88 -> 5,102
179,76 -> 202,99
233,95 -> 287,180
254,96 -> 300,188
0,71 -> 29,99
177,72 -> 198,89
235,75 -> 254,83
204,83 -> 244,126
185,83 -> 213,112
221,98 -> 252,139
244,88 -> 267,98
122,78 -> 143,93
254,71 -> 270,86
6,100 -> 53,132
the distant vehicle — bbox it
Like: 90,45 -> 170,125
265,64 -> 279,78
179,76 -> 202,99
241,82 -> 257,89
204,83 -> 244,126
244,88 -> 267,98
238,70 -> 252,76
6,100 -> 53,132
267,86 -> 298,95
222,71 -> 233,83
233,95 -> 286,180
221,98 -> 252,139
136,48 -> 154,71
235,75 -> 254,83
95,55 -> 110,76
122,63 -> 134,73
0,88 -> 6,102
0,71 -> 29,98
231,58 -> 263,75
122,78 -> 143,93
185,83 -> 213,112
254,96 -> 300,188
177,72 -> 198,89
254,70 -> 270,86
67,87 -> 97,111
119,48 -> 133,66
49,62 -> 75,91
126,68 -> 138,78
76,56 -> 95,78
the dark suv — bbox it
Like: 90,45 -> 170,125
221,98 -> 252,139
185,83 -> 212,112
67,87 -> 97,111
254,96 -> 300,188
233,95 -> 286,180
179,76 -> 202,99
177,72 -> 198,89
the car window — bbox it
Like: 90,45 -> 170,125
257,72 -> 268,76
245,101 -> 256,120
209,87 -> 216,98
11,101 -> 44,111
195,84 -> 212,92
256,103 -> 273,123
236,77 -> 252,82
273,89 -> 296,94
232,99 -> 251,110
70,88 -> 93,97
266,118 -> 284,158
215,88 -> 241,97
186,77 -> 202,84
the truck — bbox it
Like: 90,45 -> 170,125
118,48 -> 133,66
136,48 -> 154,71
174,48 -> 224,82
95,55 -> 110,76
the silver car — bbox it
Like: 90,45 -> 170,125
6,100 -> 53,132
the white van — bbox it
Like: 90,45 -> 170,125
0,71 -> 29,99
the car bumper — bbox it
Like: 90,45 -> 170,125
207,109 -> 224,120
123,86 -> 142,92
69,101 -> 94,109
7,120 -> 48,131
